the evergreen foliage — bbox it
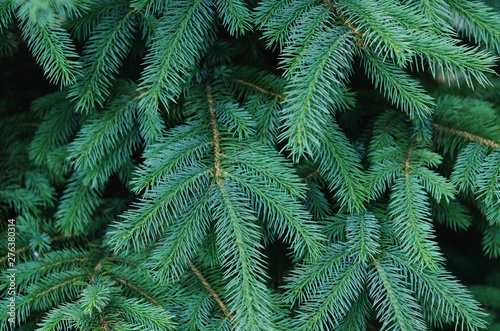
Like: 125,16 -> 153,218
1,0 -> 500,330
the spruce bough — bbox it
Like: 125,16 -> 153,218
1,0 -> 500,330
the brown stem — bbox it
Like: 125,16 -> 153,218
324,0 -> 365,46
108,257 -> 139,267
404,140 -> 416,174
432,123 -> 500,149
301,168 -> 322,183
232,78 -> 286,101
0,245 -> 31,263
206,84 -> 224,184
113,276 -> 160,306
34,276 -> 84,299
0,234 -> 74,264
187,261 -> 233,321
99,313 -> 112,331
41,257 -> 92,269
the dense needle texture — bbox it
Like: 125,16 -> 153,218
1,0 -> 500,330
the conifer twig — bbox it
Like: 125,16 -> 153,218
232,78 -> 286,100
187,261 -> 233,321
301,168 -> 322,183
324,0 -> 365,46
404,140 -> 416,174
41,257 -> 91,269
206,84 -> 225,183
99,313 -> 111,331
108,257 -> 139,267
113,276 -> 160,306
432,123 -> 500,149
0,245 -> 31,263
0,234 -> 74,263
34,277 -> 84,299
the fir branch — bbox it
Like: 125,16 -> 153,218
68,8 -> 138,112
36,302 -> 85,331
67,0 -> 129,41
389,249 -> 488,330
18,3 -> 81,86
285,243 -> 351,305
483,224 -> 500,258
410,0 -> 452,32
213,181 -> 278,330
336,0 -> 411,65
136,0 -> 217,142
335,290 -> 371,331
148,186 -> 212,281
110,297 -> 175,330
476,150 -> 500,225
295,260 -> 367,330
130,123 -> 210,193
316,120 -> 367,213
0,0 -> 17,28
448,0 -> 500,54
29,94 -> 82,168
450,143 -> 488,193
227,145 -> 305,198
229,171 -> 323,260
109,165 -> 211,252
388,174 -> 443,270
129,0 -> 168,14
55,173 -> 104,234
346,212 -> 381,262
366,160 -> 401,200
215,0 -> 252,36
76,127 -> 142,189
411,32 -> 495,87
361,51 -> 434,119
255,0 -> 320,46
431,199 -> 472,231
280,24 -> 356,159
370,258 -> 426,330
413,167 -> 455,203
